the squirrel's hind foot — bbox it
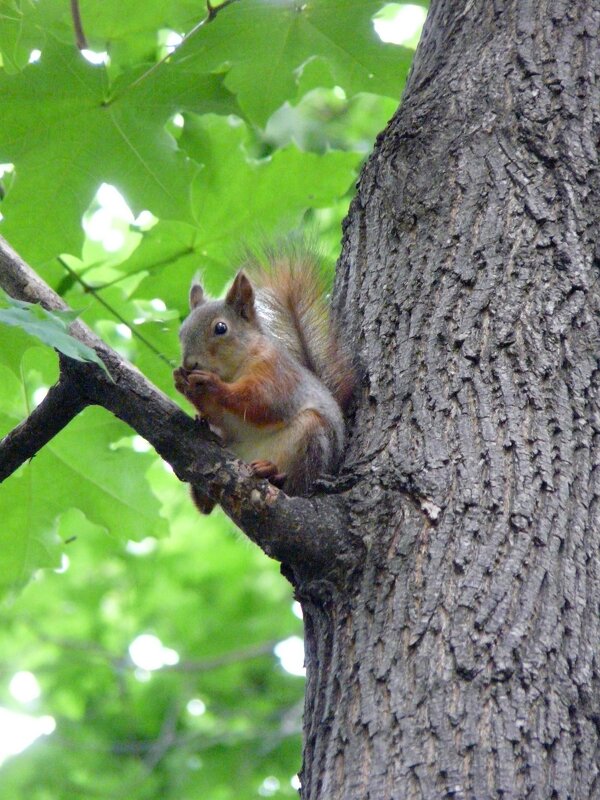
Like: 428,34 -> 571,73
250,460 -> 287,488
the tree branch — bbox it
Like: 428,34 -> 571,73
0,373 -> 88,481
0,236 -> 360,583
167,639 -> 279,672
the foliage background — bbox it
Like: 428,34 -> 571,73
0,1 -> 424,796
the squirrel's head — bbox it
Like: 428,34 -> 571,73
179,271 -> 262,381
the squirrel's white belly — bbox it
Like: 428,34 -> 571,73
231,427 -> 297,470
222,414 -> 299,472
221,399 -> 342,477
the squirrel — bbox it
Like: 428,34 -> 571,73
173,246 -> 354,514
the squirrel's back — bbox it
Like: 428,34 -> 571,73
244,245 -> 354,411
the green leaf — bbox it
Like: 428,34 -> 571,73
0,400 -> 168,595
57,115 -> 362,319
104,219 -> 209,312
0,291 -> 109,373
175,0 -> 414,125
0,35 -> 235,263
2,0 -> 209,71
0,0 -> 41,73
179,113 -> 361,254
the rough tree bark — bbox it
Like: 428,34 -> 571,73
1,1 -> 599,798
300,1 -> 600,798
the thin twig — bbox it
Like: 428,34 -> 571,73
54,715 -> 301,757
206,0 -> 240,21
92,246 -> 196,292
166,640 -> 278,672
143,702 -> 181,773
104,0 -> 241,106
25,630 -> 278,672
70,0 -> 88,50
57,256 -> 173,367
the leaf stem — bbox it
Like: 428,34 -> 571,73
70,0 -> 88,50
57,257 -> 173,366
92,246 -> 196,292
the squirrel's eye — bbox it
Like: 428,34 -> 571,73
214,321 -> 228,336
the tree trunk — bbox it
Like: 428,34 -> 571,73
299,1 -> 600,797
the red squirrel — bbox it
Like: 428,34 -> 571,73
173,248 -> 353,514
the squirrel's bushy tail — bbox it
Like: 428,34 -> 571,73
245,244 -> 355,411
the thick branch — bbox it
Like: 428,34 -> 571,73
0,374 -> 87,480
0,235 -> 360,583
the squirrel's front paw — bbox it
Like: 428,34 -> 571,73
187,370 -> 222,395
173,366 -> 189,395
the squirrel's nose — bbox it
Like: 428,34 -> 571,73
183,357 -> 200,371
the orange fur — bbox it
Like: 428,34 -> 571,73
185,355 -> 298,428
243,247 -> 355,411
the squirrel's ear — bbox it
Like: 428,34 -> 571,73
225,271 -> 255,321
189,282 -> 205,310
